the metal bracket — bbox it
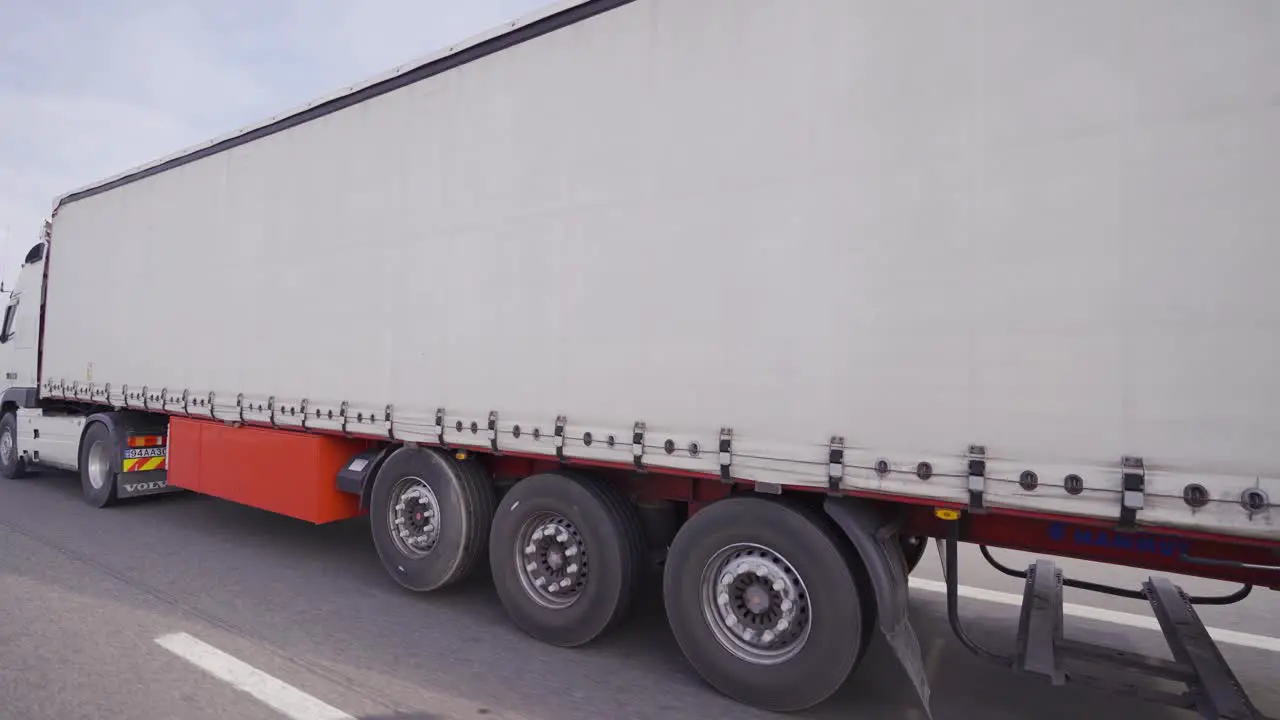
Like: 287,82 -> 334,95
718,427 -> 733,484
339,401 -> 350,434
632,421 -> 647,472
1145,576 -> 1262,719
968,445 -> 987,512
434,408 -> 447,448
487,411 -> 500,454
236,393 -> 245,423
1120,456 -> 1145,528
181,389 -> 190,415
1016,559 -> 1066,684
384,404 -> 394,440
827,436 -> 845,494
300,399 -> 310,430
141,385 -> 150,411
555,415 -> 568,463
268,396 -> 278,427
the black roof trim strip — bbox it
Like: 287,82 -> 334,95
58,0 -> 637,208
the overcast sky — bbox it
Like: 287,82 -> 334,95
0,0 -> 550,284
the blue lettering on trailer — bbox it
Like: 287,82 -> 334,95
1048,523 -> 1191,558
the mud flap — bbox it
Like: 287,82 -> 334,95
116,471 -> 178,498
824,497 -> 931,716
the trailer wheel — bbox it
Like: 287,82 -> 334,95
78,422 -> 118,508
488,472 -> 644,647
663,497 -> 869,712
0,412 -> 28,479
369,446 -> 495,592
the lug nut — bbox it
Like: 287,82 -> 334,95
564,545 -> 578,557
720,572 -> 734,587
524,544 -> 537,555
780,598 -> 793,612
742,629 -> 756,642
556,531 -> 569,543
718,592 -> 730,607
526,561 -> 538,572
775,619 -> 789,632
534,576 -> 546,588
772,579 -> 785,592
566,563 -> 579,575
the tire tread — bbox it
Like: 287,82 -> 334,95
448,457 -> 497,585
570,473 -> 645,630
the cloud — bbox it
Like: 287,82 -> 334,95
0,0 -> 550,280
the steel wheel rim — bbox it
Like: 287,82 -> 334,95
514,511 -> 587,609
387,476 -> 441,557
87,440 -> 111,490
700,543 -> 811,665
0,426 -> 12,466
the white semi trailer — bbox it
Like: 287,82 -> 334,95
2,1 -> 1278,715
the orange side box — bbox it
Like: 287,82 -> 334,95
168,417 -> 371,523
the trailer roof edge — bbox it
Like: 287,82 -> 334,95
53,0 -> 627,210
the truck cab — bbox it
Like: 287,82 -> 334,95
0,230 -> 98,479
0,239 -> 46,400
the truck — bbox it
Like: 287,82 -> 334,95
2,0 -> 1277,715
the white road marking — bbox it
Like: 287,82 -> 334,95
155,632 -> 354,720
909,577 -> 1280,653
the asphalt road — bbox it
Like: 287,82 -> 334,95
2,470 -> 1277,720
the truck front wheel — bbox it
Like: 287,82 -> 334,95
488,472 -> 644,647
663,497 -> 870,712
78,422 -> 119,507
0,412 -> 28,479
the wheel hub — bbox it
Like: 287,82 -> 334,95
0,428 -> 12,465
701,544 -> 811,665
388,477 -> 441,557
87,440 -> 111,491
516,513 -> 586,609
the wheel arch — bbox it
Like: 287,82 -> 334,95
77,410 -> 168,465
0,387 -> 38,412
821,496 -> 931,709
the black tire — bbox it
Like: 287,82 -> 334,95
0,412 -> 28,479
901,535 -> 928,575
78,422 -> 118,508
663,497 -> 870,712
369,446 -> 495,592
488,471 -> 644,647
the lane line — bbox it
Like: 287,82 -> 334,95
155,632 -> 354,720
908,577 -> 1280,653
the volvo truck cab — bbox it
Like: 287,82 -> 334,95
0,228 -> 90,479
0,225 -> 171,501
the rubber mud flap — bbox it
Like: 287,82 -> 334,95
824,497 -> 931,716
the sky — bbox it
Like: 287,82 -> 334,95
0,0 -> 552,285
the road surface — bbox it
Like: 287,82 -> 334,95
1,469 -> 1276,719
